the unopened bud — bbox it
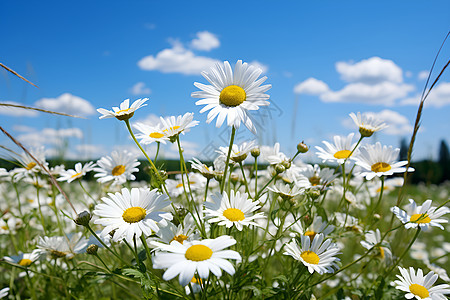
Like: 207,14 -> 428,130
308,189 -> 321,200
251,148 -> 260,158
374,213 -> 381,221
281,160 -> 291,170
74,211 -> 91,227
275,164 -> 285,174
86,244 -> 99,255
297,141 -> 309,153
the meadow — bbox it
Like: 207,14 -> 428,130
0,60 -> 449,300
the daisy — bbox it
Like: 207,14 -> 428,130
290,216 -> 335,241
268,182 -> 304,201
0,288 -> 9,299
335,212 -> 363,233
191,60 -> 271,133
58,161 -> 95,183
204,190 -> 265,231
93,150 -> 140,185
165,173 -> 207,198
360,229 -> 392,263
349,112 -> 388,137
93,187 -> 172,244
283,233 -> 340,274
261,142 -> 289,165
393,267 -> 450,299
11,147 -> 48,180
152,235 -> 241,286
190,157 -> 220,179
295,164 -> 337,190
391,199 -> 449,231
36,233 -> 85,259
159,112 -> 199,140
216,140 -> 256,164
315,133 -> 358,164
3,250 -> 41,267
133,122 -> 169,145
97,98 -> 148,121
153,214 -> 199,245
354,142 -> 414,180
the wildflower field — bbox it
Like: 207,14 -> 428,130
0,59 -> 449,300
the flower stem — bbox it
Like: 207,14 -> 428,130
220,127 -> 236,193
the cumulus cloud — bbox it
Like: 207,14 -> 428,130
17,127 -> 83,148
343,109 -> 413,135
249,60 -> 269,74
294,78 -> 330,95
336,57 -> 403,84
190,31 -> 220,51
293,57 -> 417,106
34,93 -> 95,116
400,82 -> 450,108
130,82 -> 151,95
13,125 -> 36,132
0,101 -> 39,117
138,42 -> 219,75
136,113 -> 161,125
417,70 -> 429,80
76,144 -> 106,159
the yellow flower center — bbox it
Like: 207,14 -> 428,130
300,250 -> 320,265
223,208 -> 245,222
26,162 -> 37,170
191,276 -> 203,285
378,247 -> 385,259
112,165 -> 126,176
409,284 -> 429,299
1,226 -> 8,230
333,150 -> 352,159
163,126 -> 180,132
410,213 -> 431,224
304,231 -> 316,242
18,258 -> 33,267
371,162 -> 391,173
170,234 -> 188,244
116,108 -> 131,114
122,207 -> 146,223
219,85 -> 246,107
71,172 -> 82,179
309,176 -> 321,186
185,245 -> 213,261
150,132 -> 164,138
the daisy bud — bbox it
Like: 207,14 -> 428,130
281,160 -> 291,170
275,164 -> 285,174
86,244 -> 98,255
297,141 -> 309,153
74,211 -> 92,227
373,213 -> 381,221
251,147 -> 260,158
308,189 -> 321,200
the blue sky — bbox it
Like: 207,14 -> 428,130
1,1 -> 450,162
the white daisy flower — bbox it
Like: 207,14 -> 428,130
426,262 -> 450,282
159,112 -> 199,140
0,287 -> 9,299
133,122 -> 169,145
93,151 -> 140,185
315,133 -> 358,164
349,112 -> 388,137
295,164 -> 337,189
3,250 -> 41,267
283,233 -> 340,274
354,142 -> 414,180
166,173 -> 207,198
268,182 -> 304,201
190,157 -> 220,179
360,229 -> 392,263
58,161 -> 95,183
204,190 -> 265,231
11,147 -> 48,180
97,98 -> 148,121
391,199 -> 449,231
94,187 -> 172,244
191,60 -> 271,133
152,235 -> 241,287
290,216 -> 335,241
393,266 -> 450,299
36,233 -> 86,259
153,214 -> 199,245
368,177 -> 404,197
261,142 -> 289,165
216,140 -> 256,164
335,212 -> 363,233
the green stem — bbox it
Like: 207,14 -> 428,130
86,225 -> 128,265
154,141 -> 160,164
238,162 -> 251,196
220,127 -> 236,193
385,228 -> 421,276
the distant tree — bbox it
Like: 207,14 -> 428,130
399,138 -> 409,161
438,139 -> 450,182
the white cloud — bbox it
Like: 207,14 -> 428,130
13,125 -> 36,132
138,42 -> 219,75
130,82 -> 151,95
0,101 -> 39,117
418,70 -> 429,80
34,93 -> 95,116
294,77 -> 330,95
136,113 -> 161,125
249,60 -> 268,74
343,109 -> 413,135
400,82 -> 450,108
17,127 -> 83,147
190,31 -> 220,51
336,57 -> 403,84
321,82 -> 414,105
76,144 -> 106,159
